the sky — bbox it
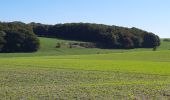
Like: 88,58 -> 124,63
0,0 -> 170,38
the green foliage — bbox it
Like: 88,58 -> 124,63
0,31 -> 6,51
0,22 -> 40,52
0,22 -> 161,50
56,42 -> 61,48
30,22 -> 50,36
143,33 -> 160,48
163,38 -> 170,42
0,37 -> 168,57
0,21 -> 32,31
1,30 -> 40,52
32,23 -> 161,49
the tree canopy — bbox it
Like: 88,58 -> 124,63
31,23 -> 160,49
0,21 -> 160,52
0,22 -> 40,52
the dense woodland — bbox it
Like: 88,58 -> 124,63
0,22 -> 39,52
31,22 -> 160,49
0,21 -> 160,52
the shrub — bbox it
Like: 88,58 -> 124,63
56,43 -> 61,48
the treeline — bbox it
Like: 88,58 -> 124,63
0,22 -> 40,52
163,39 -> 170,42
0,21 -> 160,52
31,23 -> 160,49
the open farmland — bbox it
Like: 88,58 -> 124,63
0,0 -> 169,99
0,38 -> 170,99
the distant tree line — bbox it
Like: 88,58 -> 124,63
0,22 -> 40,52
163,39 -> 170,42
31,23 -> 160,49
0,21 -> 160,52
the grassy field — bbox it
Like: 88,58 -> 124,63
0,37 -> 170,99
0,37 -> 155,58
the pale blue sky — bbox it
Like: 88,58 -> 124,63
0,0 -> 170,38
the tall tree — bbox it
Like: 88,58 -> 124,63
0,31 -> 6,51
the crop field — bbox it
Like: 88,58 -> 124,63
0,38 -> 170,99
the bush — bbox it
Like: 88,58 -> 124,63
56,43 -> 61,48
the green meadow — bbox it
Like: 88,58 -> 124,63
0,37 -> 170,99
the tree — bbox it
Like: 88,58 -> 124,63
143,33 -> 160,48
131,36 -> 143,48
0,22 -> 161,49
163,39 -> 170,42
2,29 -> 40,52
0,31 -> 6,51
33,25 -> 49,36
122,37 -> 134,49
21,30 -> 40,52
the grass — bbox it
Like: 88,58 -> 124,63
0,37 -> 152,58
0,37 -> 170,99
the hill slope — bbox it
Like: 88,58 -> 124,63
0,37 -> 169,57
0,44 -> 170,99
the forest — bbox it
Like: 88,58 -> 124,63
31,22 -> 161,49
0,22 -> 39,52
0,21 -> 160,52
